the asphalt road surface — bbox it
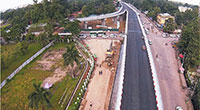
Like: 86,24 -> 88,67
120,2 -> 157,110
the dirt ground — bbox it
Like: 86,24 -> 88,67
35,49 -> 70,87
105,17 -> 117,28
80,39 -> 120,110
137,8 -> 193,110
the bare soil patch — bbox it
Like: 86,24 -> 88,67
35,49 -> 70,87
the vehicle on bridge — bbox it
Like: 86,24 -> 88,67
142,45 -> 146,50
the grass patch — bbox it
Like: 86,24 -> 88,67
1,42 -> 85,110
68,44 -> 91,110
68,77 -> 85,110
68,61 -> 87,110
0,23 -> 10,29
1,43 -> 42,82
49,74 -> 81,110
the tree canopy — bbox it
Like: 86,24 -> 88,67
1,0 -> 115,44
28,83 -> 52,110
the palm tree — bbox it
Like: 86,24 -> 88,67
28,83 -> 52,110
63,44 -> 80,78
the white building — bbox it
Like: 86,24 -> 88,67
178,6 -> 192,12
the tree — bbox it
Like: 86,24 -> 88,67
66,20 -> 81,37
20,41 -> 29,54
178,18 -> 200,69
147,7 -> 161,20
192,78 -> 200,110
25,33 -> 35,42
1,55 -> 7,69
28,83 -> 52,110
82,5 -> 88,17
163,18 -> 176,33
38,32 -> 48,47
175,8 -> 198,26
63,44 -> 80,78
54,34 -> 62,42
44,23 -> 54,37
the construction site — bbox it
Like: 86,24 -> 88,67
78,13 -> 126,110
79,13 -> 126,39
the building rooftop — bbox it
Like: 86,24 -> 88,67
158,13 -> 171,17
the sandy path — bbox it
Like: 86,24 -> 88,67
81,39 -> 117,110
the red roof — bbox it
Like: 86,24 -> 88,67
53,27 -> 65,35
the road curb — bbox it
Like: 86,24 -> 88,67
115,9 -> 128,110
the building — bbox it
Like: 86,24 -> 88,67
53,27 -> 72,37
53,27 -> 65,35
69,11 -> 82,19
157,13 -> 175,25
31,31 -> 44,36
178,6 -> 192,12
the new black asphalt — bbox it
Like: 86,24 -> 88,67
120,3 -> 157,110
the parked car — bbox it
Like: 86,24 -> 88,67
142,22 -> 145,25
175,106 -> 183,110
110,34 -> 116,38
79,34 -> 87,39
162,33 -> 168,38
144,28 -> 149,35
102,34 -> 108,38
142,36 -> 144,40
148,40 -> 152,45
176,34 -> 181,38
91,34 -> 97,38
170,34 -> 176,38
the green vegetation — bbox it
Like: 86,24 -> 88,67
63,43 -> 80,78
1,43 -> 85,110
81,0 -> 115,17
192,79 -> 200,110
175,8 -> 199,26
163,18 -> 177,33
50,74 -> 82,109
1,42 -> 42,81
1,0 -> 115,43
1,0 -> 116,109
178,18 -> 200,69
68,78 -> 85,110
28,83 -> 52,110
177,9 -> 200,110
125,0 -> 198,32
66,20 -> 81,37
0,23 -> 10,28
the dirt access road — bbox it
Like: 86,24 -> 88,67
136,7 -> 193,110
80,39 -> 120,110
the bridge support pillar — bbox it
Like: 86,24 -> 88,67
102,19 -> 106,26
117,16 -> 121,29
84,21 -> 88,29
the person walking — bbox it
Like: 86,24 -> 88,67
156,54 -> 158,58
90,101 -> 93,109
